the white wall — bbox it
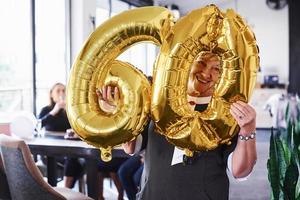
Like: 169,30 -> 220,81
216,0 -> 289,84
156,0 -> 289,84
236,0 -> 289,84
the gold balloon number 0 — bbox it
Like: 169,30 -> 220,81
66,5 -> 259,161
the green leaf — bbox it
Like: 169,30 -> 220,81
287,121 -> 293,148
281,139 -> 292,170
268,132 -> 279,199
276,139 -> 289,186
274,131 -> 290,174
268,98 -> 300,200
295,120 -> 300,140
268,131 -> 280,200
286,102 -> 291,124
294,148 -> 300,199
295,179 -> 300,200
294,109 -> 300,146
283,162 -> 298,199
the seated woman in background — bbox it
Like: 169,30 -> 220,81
38,82 -> 84,188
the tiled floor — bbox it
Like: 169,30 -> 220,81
62,129 -> 272,200
57,176 -> 126,200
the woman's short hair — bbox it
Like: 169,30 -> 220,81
195,51 -> 221,64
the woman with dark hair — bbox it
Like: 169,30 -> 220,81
38,82 -> 85,189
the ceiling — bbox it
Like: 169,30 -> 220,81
120,0 -> 236,15
154,0 -> 234,15
121,0 -> 153,7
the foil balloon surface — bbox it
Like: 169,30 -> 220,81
66,7 -> 173,161
151,5 -> 259,155
67,5 -> 259,160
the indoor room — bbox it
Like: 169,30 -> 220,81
1,0 -> 299,200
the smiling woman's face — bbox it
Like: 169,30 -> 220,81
187,52 -> 221,97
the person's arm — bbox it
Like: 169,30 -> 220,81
49,99 -> 66,116
38,106 -> 55,127
38,98 -> 65,125
122,139 -> 137,154
123,123 -> 149,155
97,85 -> 149,155
97,85 -> 137,154
230,101 -> 257,178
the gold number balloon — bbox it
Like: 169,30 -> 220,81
66,5 -> 259,160
151,5 -> 259,155
66,7 -> 173,161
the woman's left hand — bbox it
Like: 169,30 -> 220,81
230,101 -> 256,135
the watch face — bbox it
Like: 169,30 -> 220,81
239,135 -> 244,140
239,133 -> 256,141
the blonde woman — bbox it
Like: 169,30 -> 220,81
38,83 -> 84,189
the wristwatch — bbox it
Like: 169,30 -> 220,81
238,132 -> 256,141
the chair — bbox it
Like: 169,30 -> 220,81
0,150 -> 11,200
0,134 -> 92,200
0,123 -> 10,135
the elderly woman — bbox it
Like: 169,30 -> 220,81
99,52 -> 257,200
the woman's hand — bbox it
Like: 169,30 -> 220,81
230,101 -> 257,178
96,85 -> 120,113
230,101 -> 256,135
49,98 -> 66,116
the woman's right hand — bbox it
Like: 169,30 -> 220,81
97,85 -> 139,154
96,85 -> 120,113
50,98 -> 66,116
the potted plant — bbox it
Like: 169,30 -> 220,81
267,95 -> 300,200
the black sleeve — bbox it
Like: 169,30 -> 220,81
38,106 -> 55,128
140,121 -> 151,151
222,134 -> 238,166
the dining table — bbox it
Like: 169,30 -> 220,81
25,131 -> 128,199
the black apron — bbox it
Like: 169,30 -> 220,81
138,104 -> 238,200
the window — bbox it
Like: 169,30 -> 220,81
0,0 -> 32,121
96,0 -> 110,26
0,0 -> 156,123
111,0 -> 129,16
95,0 -> 158,76
35,0 -> 68,114
118,4 -> 158,75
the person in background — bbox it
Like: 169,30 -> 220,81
117,76 -> 152,200
38,82 -> 84,189
117,154 -> 144,200
98,52 -> 257,200
95,88 -> 129,200
97,157 -> 128,200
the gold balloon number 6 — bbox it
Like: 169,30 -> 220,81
66,5 -> 259,161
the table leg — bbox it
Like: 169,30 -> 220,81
86,159 -> 99,199
47,156 -> 57,186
